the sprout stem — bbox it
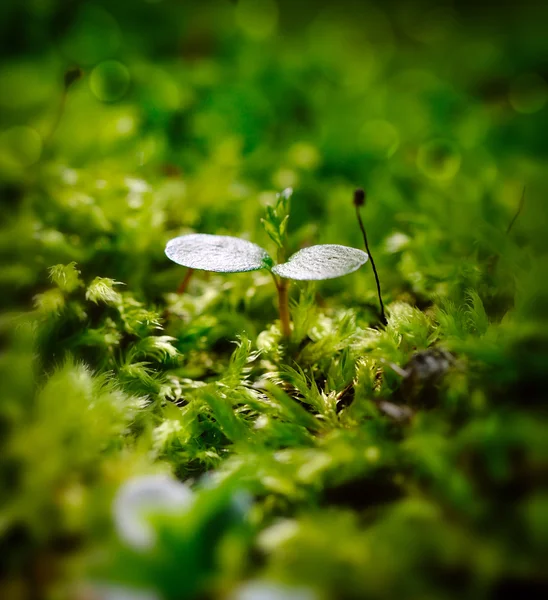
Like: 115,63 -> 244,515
273,244 -> 292,338
278,279 -> 292,338
354,189 -> 387,326
271,272 -> 291,338
177,268 -> 195,294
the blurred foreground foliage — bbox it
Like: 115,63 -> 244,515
1,0 -> 548,599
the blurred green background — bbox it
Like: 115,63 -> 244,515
1,1 -> 548,599
1,0 -> 548,308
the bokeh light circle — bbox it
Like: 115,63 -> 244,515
235,0 -> 279,39
288,142 -> 320,170
0,62 -> 57,110
360,120 -> 400,159
417,139 -> 461,181
0,126 -> 42,170
60,5 -> 121,65
509,73 -> 548,114
90,60 -> 131,103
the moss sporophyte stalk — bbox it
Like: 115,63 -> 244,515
165,188 -> 369,338
354,188 -> 387,326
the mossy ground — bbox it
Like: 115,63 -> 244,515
1,1 -> 547,599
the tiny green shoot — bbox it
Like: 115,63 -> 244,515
165,188 -> 368,338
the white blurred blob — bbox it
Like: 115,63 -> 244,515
125,177 -> 151,210
93,583 -> 160,600
384,232 -> 410,254
125,178 -> 151,194
230,581 -> 317,600
61,167 -> 79,185
257,519 -> 299,552
113,474 -> 193,550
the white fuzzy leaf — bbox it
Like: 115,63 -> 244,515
113,474 -> 193,550
272,244 -> 368,280
165,234 -> 272,273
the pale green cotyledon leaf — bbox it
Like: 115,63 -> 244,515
165,234 -> 272,273
272,244 -> 368,280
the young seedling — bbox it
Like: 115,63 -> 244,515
353,188 -> 387,326
165,188 -> 368,338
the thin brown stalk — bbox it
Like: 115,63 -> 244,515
177,268 -> 195,294
354,189 -> 387,326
